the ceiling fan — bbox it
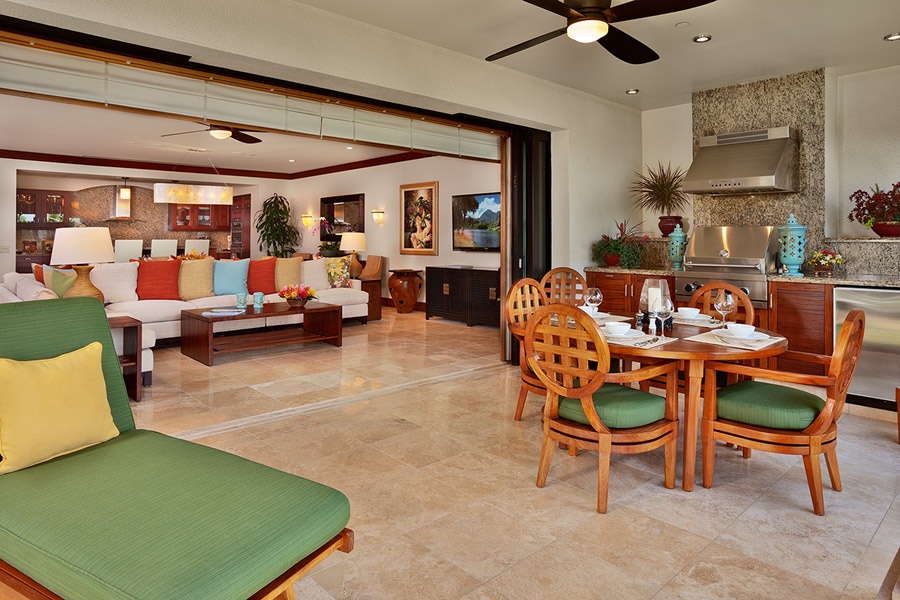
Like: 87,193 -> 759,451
161,124 -> 262,144
486,0 -> 717,65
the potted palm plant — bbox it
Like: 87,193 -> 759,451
630,162 -> 690,237
254,193 -> 301,257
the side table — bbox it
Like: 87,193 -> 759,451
359,278 -> 382,321
108,315 -> 142,402
388,269 -> 422,314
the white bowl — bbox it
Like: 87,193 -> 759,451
604,322 -> 631,336
726,323 -> 755,337
677,307 -> 701,318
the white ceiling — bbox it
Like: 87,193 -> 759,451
2,0 -> 899,175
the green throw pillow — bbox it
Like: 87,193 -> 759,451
42,265 -> 77,297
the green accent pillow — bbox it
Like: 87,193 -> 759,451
41,265 -> 77,297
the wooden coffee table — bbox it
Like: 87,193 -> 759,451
180,301 -> 342,366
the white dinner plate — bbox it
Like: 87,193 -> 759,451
715,330 -> 769,342
676,313 -> 714,321
603,328 -> 642,339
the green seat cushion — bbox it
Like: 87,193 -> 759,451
0,429 -> 350,600
559,385 -> 665,429
717,380 -> 824,430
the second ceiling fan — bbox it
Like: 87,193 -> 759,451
486,0 -> 717,65
162,124 -> 262,144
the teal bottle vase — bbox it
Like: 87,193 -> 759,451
668,224 -> 688,270
778,213 -> 806,277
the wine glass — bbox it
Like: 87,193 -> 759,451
654,296 -> 674,338
584,287 -> 603,314
713,290 -> 735,327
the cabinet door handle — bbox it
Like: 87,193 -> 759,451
488,287 -> 497,300
442,283 -> 450,295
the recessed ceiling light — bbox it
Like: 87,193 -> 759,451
346,146 -> 354,150
692,34 -> 712,43
675,21 -> 690,29
288,159 -> 295,163
885,32 -> 900,41
625,89 -> 639,95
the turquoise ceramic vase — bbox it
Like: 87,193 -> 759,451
668,224 -> 688,270
778,213 -> 806,277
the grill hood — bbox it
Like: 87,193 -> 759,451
683,127 -> 799,196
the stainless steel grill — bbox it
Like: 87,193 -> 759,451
674,226 -> 779,309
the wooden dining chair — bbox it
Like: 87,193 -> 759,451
524,304 -> 680,513
689,281 -> 755,325
701,309 -> 865,515
505,278 -> 548,421
540,267 -> 587,306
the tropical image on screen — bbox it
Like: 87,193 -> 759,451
452,193 -> 501,251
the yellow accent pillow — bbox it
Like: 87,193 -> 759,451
274,256 -> 303,290
0,342 -> 119,474
178,256 -> 214,300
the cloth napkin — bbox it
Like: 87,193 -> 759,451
606,333 -> 677,349
684,331 -> 786,350
672,315 -> 720,329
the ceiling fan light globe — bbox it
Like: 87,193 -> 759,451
567,19 -> 608,43
209,128 -> 232,140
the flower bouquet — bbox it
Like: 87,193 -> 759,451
278,284 -> 317,307
174,249 -> 208,260
807,249 -> 844,278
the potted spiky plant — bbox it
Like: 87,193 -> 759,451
254,193 -> 300,257
630,162 -> 690,237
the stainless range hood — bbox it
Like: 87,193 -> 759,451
683,127 -> 799,195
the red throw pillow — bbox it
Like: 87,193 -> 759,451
247,257 -> 276,295
136,259 -> 182,300
31,263 -> 45,284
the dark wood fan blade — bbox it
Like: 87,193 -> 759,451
160,129 -> 206,138
604,0 -> 716,24
598,25 -> 659,64
521,0 -> 582,19
486,28 -> 567,61
230,129 -> 262,144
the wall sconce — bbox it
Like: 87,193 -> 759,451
118,178 -> 132,201
301,214 -> 314,228
371,209 -> 385,226
114,178 -> 132,219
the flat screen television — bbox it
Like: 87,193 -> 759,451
451,192 -> 501,252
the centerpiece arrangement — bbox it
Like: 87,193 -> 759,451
847,181 -> 900,237
313,217 -> 343,257
278,284 -> 317,307
807,248 -> 845,278
630,162 -> 690,237
591,220 -> 649,269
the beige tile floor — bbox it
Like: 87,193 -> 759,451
136,309 -> 900,600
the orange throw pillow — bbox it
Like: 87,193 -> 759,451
136,259 -> 182,300
247,257 -> 277,295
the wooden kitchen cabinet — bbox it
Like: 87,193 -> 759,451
168,204 -> 230,232
585,271 -> 675,314
16,189 -> 69,229
768,280 -> 833,375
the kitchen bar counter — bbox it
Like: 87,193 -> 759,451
584,267 -> 900,289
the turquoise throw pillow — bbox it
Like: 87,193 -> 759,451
212,259 -> 249,296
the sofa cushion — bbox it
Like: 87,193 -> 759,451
247,257 -> 277,294
315,287 -> 370,306
274,256 -> 303,290
301,258 -> 331,291
3,272 -> 26,293
106,299 -> 193,325
325,256 -> 352,288
90,262 -> 139,303
178,257 -> 214,301
0,286 -> 20,303
0,341 -> 119,474
14,276 -> 58,302
40,265 -> 77,298
0,429 -> 351,600
213,258 -> 249,296
136,259 -> 182,300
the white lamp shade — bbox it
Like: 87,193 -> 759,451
339,232 -> 367,252
567,19 -> 609,43
50,227 -> 115,265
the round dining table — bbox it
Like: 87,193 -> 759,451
607,320 -> 788,491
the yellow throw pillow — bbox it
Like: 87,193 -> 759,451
178,256 -> 215,300
274,256 -> 303,290
0,342 -> 119,474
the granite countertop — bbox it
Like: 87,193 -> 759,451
585,266 -> 900,289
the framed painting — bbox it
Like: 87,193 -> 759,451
400,181 -> 438,255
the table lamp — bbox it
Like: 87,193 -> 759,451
49,227 -> 115,302
339,232 -> 367,279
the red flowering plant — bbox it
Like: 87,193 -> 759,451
848,181 -> 900,228
591,220 -> 649,268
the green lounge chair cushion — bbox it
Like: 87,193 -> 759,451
0,430 -> 351,600
559,385 -> 665,429
717,380 -> 824,430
